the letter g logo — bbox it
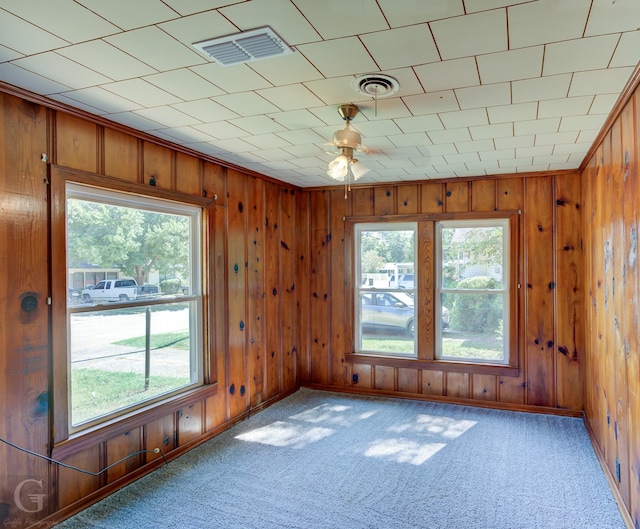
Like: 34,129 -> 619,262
14,479 -> 46,513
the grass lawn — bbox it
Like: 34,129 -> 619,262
361,329 -> 503,360
441,330 -> 503,360
71,368 -> 189,426
113,331 -> 190,350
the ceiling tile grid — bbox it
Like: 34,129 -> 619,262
0,0 -> 638,187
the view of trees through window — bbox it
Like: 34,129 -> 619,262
438,220 -> 508,363
65,185 -> 202,429
67,199 -> 191,294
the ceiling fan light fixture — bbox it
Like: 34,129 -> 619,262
332,127 -> 362,148
327,155 -> 349,180
350,159 -> 369,181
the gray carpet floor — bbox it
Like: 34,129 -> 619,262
55,388 -> 625,529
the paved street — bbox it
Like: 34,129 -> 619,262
69,306 -> 191,377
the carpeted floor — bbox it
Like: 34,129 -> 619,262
54,389 -> 625,529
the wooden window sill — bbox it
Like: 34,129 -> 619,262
345,352 -> 519,377
51,383 -> 217,461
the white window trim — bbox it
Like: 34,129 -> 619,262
435,218 -> 510,365
65,183 -> 204,432
354,222 -> 418,357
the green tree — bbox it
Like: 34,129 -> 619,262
67,199 -> 190,286
449,276 -> 502,333
360,229 -> 414,270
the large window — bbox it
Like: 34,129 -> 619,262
351,213 -> 517,370
64,183 -> 203,432
436,219 -> 510,364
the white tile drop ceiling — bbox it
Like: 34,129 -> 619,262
0,0 -> 638,187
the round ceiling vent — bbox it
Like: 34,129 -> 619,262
353,74 -> 400,98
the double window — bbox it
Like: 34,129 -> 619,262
353,213 -> 517,369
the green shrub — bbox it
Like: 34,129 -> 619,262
159,278 -> 182,294
450,276 -> 502,333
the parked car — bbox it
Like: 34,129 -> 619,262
361,291 -> 450,336
137,284 -> 161,297
388,273 -> 415,289
82,278 -> 138,302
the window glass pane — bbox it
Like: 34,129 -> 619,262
356,224 -> 416,356
359,291 -> 416,355
441,291 -> 505,362
65,183 -> 202,431
69,301 -> 198,426
359,229 -> 415,290
441,225 -> 504,289
67,198 -> 192,301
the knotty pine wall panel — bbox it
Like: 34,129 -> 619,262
309,190 -> 331,385
103,128 -> 139,183
303,171 -> 585,416
329,189 -> 350,387
582,85 -> 640,526
0,91 -> 301,525
106,429 -> 142,484
226,172 -> 250,418
265,181 -> 282,401
621,94 -> 640,528
247,177 -> 266,407
398,184 -> 419,214
280,188 -> 297,392
143,141 -> 173,190
421,182 -> 444,213
295,191 -> 311,384
55,112 -> 99,173
497,178 -> 526,405
0,94 -> 51,524
554,172 -> 584,411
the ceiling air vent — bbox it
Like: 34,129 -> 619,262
193,27 -> 293,66
353,74 -> 400,98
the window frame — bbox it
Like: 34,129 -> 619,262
345,211 -> 520,377
354,222 -> 418,357
51,166 -> 216,450
435,217 -> 511,365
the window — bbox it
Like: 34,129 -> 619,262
64,183 -> 204,432
436,219 -> 510,364
350,212 -> 517,371
355,223 -> 417,356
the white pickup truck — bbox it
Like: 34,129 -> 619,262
82,278 -> 138,302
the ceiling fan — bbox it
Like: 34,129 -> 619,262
326,103 -> 370,196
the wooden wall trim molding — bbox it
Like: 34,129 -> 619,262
344,353 -> 519,377
579,62 -> 640,173
583,416 -> 636,529
51,383 -> 219,461
0,81 -> 299,191
304,384 -> 584,418
305,169 -> 580,193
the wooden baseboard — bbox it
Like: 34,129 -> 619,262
582,414 -> 635,529
303,383 -> 584,417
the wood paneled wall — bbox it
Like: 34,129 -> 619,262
301,174 -> 585,413
4,82 -> 632,527
0,92 -> 298,526
581,86 -> 640,527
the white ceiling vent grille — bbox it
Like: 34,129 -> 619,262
193,27 -> 293,66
